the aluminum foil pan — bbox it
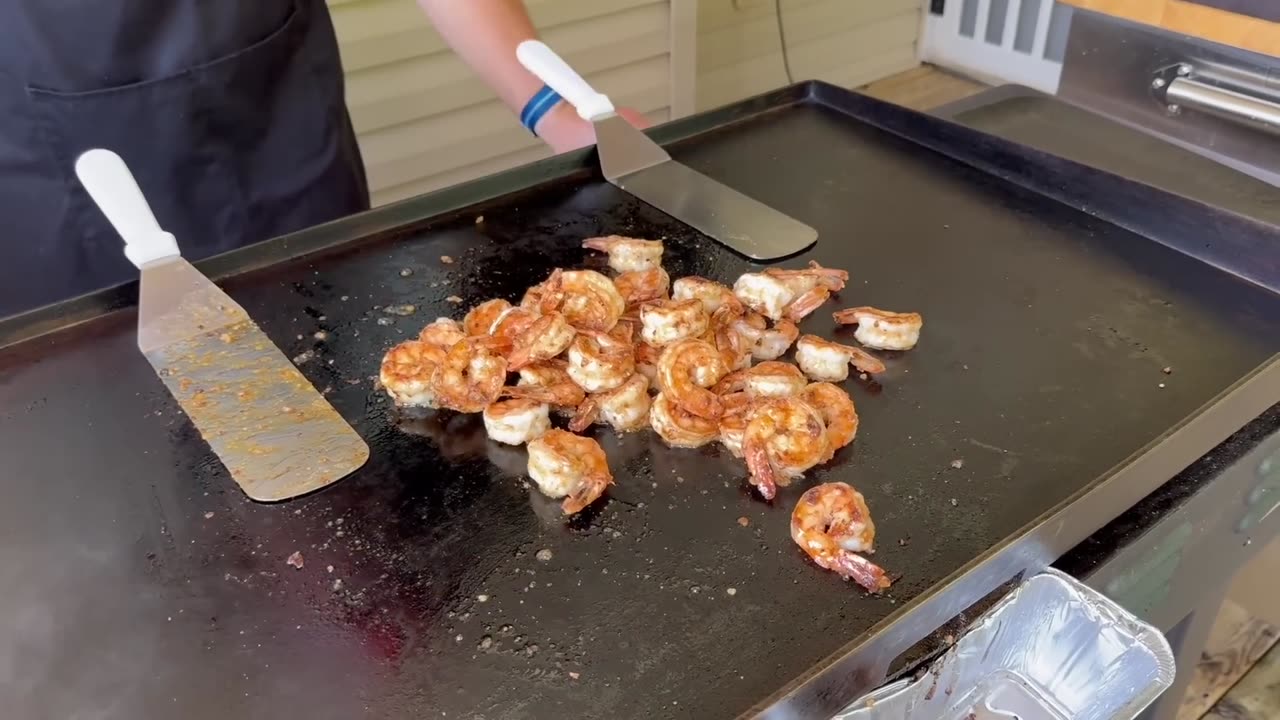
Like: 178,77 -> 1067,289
834,569 -> 1176,720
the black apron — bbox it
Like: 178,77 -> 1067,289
0,0 -> 370,317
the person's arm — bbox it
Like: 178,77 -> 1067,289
416,0 -> 646,153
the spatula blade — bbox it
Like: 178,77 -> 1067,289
140,258 -> 369,502
594,116 -> 817,260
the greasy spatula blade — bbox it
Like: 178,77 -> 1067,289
516,40 -> 817,260
75,149 -> 369,502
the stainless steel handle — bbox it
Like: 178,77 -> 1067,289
1165,77 -> 1280,135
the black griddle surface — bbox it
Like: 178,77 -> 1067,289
2,95 -> 1278,720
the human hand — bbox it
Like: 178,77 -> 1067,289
536,103 -> 652,154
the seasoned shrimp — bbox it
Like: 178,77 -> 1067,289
582,235 -> 664,273
641,298 -> 710,347
832,306 -> 924,351
717,391 -> 754,458
464,299 -> 512,338
763,261 -> 849,293
489,306 -> 539,345
656,338 -> 727,419
672,276 -> 742,315
570,373 -> 652,433
430,338 -> 508,413
504,359 -> 586,411
380,340 -> 446,408
483,398 -> 551,445
795,334 -> 886,382
650,392 -> 720,448
703,305 -> 752,371
801,382 -> 858,462
783,285 -> 832,323
418,317 -> 466,349
526,430 -> 614,515
753,318 -> 799,360
733,272 -> 795,321
507,311 -> 576,370
541,269 -> 626,332
713,361 -> 808,398
634,341 -> 662,383
566,330 -> 635,393
742,396 -> 829,500
791,483 -> 890,592
615,266 -> 670,308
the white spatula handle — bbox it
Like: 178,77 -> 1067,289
74,149 -> 181,268
516,40 -> 615,121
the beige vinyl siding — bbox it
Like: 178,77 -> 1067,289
696,0 -> 921,111
327,0 -> 675,207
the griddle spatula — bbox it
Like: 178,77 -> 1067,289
517,41 -> 817,260
74,149 -> 369,502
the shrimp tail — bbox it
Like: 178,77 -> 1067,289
808,261 -> 849,291
568,397 -> 601,433
784,286 -> 831,323
831,308 -> 859,325
562,473 -> 611,515
581,237 -> 614,253
507,346 -> 534,371
847,346 -> 886,374
744,438 -> 778,501
824,551 -> 892,593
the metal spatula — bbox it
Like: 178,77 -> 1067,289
517,40 -> 818,260
74,149 -> 369,502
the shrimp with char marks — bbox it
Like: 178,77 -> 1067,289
430,338 -> 508,413
833,306 -> 924,351
791,483 -> 890,592
506,311 -> 576,370
795,334 -> 886,382
380,340 -> 447,408
672,276 -> 742,315
526,430 -> 614,515
634,341 -> 662,383
566,330 -> 635,393
582,236 -> 664,273
717,391 -> 754,458
703,305 -> 752,371
483,398 -> 551,445
650,392 -> 720,448
742,396 -> 829,500
752,317 -> 799,361
463,299 -> 512,338
540,269 -> 626,332
656,338 -> 727,419
713,361 -> 808,398
763,261 -> 848,293
418,317 -> 466,348
569,373 -> 652,433
615,267 -> 670,308
801,382 -> 858,463
488,306 -> 539,346
640,298 -> 709,347
503,359 -> 586,411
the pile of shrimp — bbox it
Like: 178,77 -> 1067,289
378,235 -> 924,593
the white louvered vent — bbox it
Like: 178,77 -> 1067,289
921,0 -> 1073,94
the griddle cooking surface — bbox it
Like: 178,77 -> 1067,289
2,100 -> 1278,720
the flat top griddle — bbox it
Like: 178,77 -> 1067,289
1,84 -> 1277,720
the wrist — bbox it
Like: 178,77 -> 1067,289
534,103 -> 591,153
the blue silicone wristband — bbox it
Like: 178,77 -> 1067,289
520,85 -> 563,136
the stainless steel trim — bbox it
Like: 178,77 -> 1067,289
1165,77 -> 1280,135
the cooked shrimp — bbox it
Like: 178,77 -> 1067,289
763,261 -> 849,293
489,306 -> 539,345
569,373 -> 652,433
483,398 -> 551,445
507,311 -> 576,370
832,306 -> 924,351
540,269 -> 626,332
717,391 -> 754,458
634,341 -> 662,383
615,266 -> 670,308
463,299 -> 512,338
526,429 -> 614,515
418,317 -> 466,349
504,359 -> 586,411
783,285 -> 832,323
742,396 -> 829,500
582,235 -> 664,273
379,340 -> 446,408
753,318 -> 799,360
640,298 -> 709,347
791,483 -> 890,592
672,276 -> 742,315
733,272 -> 795,321
566,330 -> 635,393
801,382 -> 858,462
795,334 -> 886,382
703,306 -> 752,371
656,338 -> 727,419
713,361 -> 807,398
650,392 -> 720,448
430,338 -> 508,413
